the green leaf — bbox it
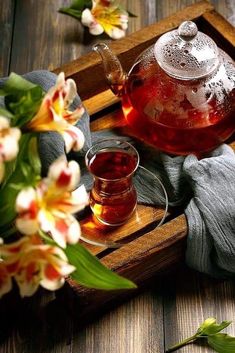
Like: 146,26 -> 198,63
6,89 -> 43,127
0,107 -> 14,119
0,134 -> 31,226
166,318 -> 234,353
1,73 -> 44,127
3,73 -> 38,94
70,0 -> 92,10
20,162 -> 32,180
7,182 -> 26,191
208,333 -> 235,353
197,318 -> 232,336
28,137 -> 41,176
127,10 -> 137,17
64,242 -> 137,290
58,7 -> 82,19
58,0 -> 92,19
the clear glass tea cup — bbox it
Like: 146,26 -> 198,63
85,138 -> 139,226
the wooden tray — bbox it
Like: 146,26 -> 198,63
55,1 -> 235,315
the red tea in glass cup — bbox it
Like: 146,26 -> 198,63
85,139 -> 139,226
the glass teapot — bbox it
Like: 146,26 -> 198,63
94,21 -> 235,155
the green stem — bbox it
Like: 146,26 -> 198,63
58,7 -> 82,20
166,334 -> 198,353
39,230 -> 55,245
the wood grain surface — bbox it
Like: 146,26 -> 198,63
0,0 -> 15,76
0,1 -> 235,353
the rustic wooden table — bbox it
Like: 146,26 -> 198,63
1,1 -> 235,353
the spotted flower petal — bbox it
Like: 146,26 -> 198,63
15,187 -> 39,235
48,157 -> 80,192
15,241 -> 75,296
0,116 -> 21,163
70,185 -> 89,213
26,73 -> 85,153
15,158 -> 89,248
39,211 -> 81,249
81,0 -> 129,39
81,9 -> 104,35
0,235 -> 31,258
0,235 -> 75,297
62,125 -> 85,153
15,260 -> 41,297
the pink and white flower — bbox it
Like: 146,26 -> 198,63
26,72 -> 85,153
0,235 -> 75,297
0,116 -> 21,182
81,0 -> 129,39
15,157 -> 89,248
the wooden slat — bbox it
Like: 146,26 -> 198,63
83,90 -> 120,116
54,0 -> 214,100
81,204 -> 169,256
0,0 -> 15,76
71,289 -> 165,353
61,214 -> 188,317
90,105 -> 126,130
203,9 -> 235,46
101,214 -> 187,273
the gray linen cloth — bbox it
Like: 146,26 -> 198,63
1,70 -> 235,279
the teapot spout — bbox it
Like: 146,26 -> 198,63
93,43 -> 126,97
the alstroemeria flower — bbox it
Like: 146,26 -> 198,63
81,0 -> 129,39
26,72 -> 85,153
0,235 -> 75,297
15,157 -> 89,248
0,116 -> 21,182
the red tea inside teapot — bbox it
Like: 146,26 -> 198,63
94,21 -> 235,155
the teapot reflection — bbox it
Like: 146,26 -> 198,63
94,21 -> 235,155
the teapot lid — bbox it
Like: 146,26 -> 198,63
154,21 -> 219,80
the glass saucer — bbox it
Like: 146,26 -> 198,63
79,165 -> 168,249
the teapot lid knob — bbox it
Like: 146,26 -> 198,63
154,21 -> 220,80
178,21 -> 198,41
